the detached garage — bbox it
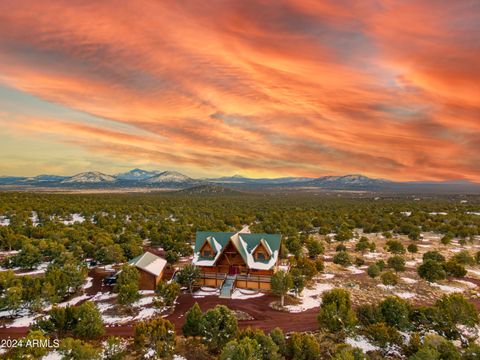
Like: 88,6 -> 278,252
128,251 -> 167,290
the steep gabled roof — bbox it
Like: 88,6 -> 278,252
252,238 -> 273,256
199,235 -> 219,255
128,251 -> 167,277
193,231 -> 281,270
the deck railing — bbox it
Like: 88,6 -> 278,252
199,272 -> 227,280
236,274 -> 271,283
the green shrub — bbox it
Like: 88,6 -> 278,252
417,260 -> 446,282
381,270 -> 398,286
367,264 -> 380,278
333,251 -> 352,267
378,296 -> 410,330
363,322 -> 402,348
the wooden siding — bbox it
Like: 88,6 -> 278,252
137,268 -> 163,290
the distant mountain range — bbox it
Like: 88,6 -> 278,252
0,169 -> 479,193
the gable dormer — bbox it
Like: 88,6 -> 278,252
199,236 -> 216,258
252,238 -> 272,261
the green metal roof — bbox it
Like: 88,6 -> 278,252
194,231 -> 281,268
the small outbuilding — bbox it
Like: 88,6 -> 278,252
128,251 -> 167,290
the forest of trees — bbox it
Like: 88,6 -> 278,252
0,192 -> 480,359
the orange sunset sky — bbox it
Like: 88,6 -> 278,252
0,0 -> 479,181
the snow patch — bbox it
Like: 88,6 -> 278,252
285,282 -> 334,313
0,216 -> 10,226
231,289 -> 264,300
193,287 -> 220,298
345,336 -> 379,353
430,283 -> 464,293
394,291 -> 416,299
346,266 -> 364,274
62,213 -> 85,225
454,279 -> 477,289
83,277 -> 93,289
467,269 -> 480,277
16,262 -> 49,276
364,252 -> 383,259
42,350 -> 62,360
321,273 -> 335,279
377,284 -> 395,290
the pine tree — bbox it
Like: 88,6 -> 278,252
72,301 -> 105,339
317,288 -> 357,332
200,305 -> 238,352
182,302 -> 203,337
115,265 -> 140,306
271,270 -> 293,307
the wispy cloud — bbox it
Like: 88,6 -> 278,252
0,0 -> 478,180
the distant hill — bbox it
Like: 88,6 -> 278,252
176,184 -> 242,195
116,168 -> 159,181
208,174 -> 311,184
1,169 -> 479,193
0,176 -> 27,184
299,174 -> 392,190
61,171 -> 116,184
142,171 -> 201,188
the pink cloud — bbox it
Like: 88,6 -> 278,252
0,0 -> 478,181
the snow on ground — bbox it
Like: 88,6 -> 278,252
193,287 -> 220,298
62,213 -> 85,225
0,216 -> 10,226
0,308 -> 40,327
323,255 -> 332,260
321,273 -> 335,279
345,336 -> 379,353
91,292 -> 117,301
430,283 -> 464,293
16,262 -> 50,276
406,259 -> 422,267
346,266 -> 364,275
401,211 -> 412,217
0,250 -> 19,256
467,212 -> 480,216
401,277 -> 418,284
83,277 -> 93,289
278,264 -> 290,272
394,291 -> 417,299
364,252 -> 383,259
231,289 -> 264,300
135,296 -> 155,307
103,263 -> 121,272
467,269 -> 480,277
101,300 -> 159,325
457,324 -> 480,340
30,211 -> 39,226
42,350 -> 62,360
173,356 -> 187,360
285,282 -> 334,313
55,293 -> 91,308
377,284 -> 395,290
96,301 -> 114,312
139,290 -> 155,295
454,279 -> 478,289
